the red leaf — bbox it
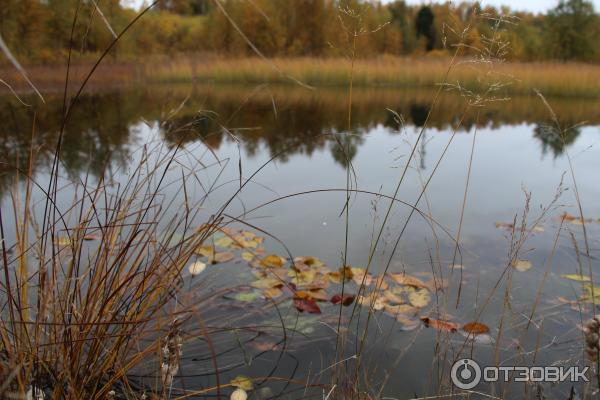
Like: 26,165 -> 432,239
331,294 -> 356,306
294,298 -> 321,314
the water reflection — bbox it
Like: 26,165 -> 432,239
533,124 -> 581,157
1,84 -> 598,196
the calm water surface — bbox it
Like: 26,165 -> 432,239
1,84 -> 599,398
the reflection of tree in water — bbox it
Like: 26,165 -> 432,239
329,132 -> 364,168
533,123 -> 580,157
1,86 -> 596,199
0,92 -> 136,198
410,103 -> 429,127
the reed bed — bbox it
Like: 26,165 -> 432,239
147,56 -> 600,98
3,56 -> 600,98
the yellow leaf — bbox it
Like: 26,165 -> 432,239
215,236 -> 234,248
230,375 -> 253,391
195,246 -> 214,257
290,270 -> 316,285
251,278 -> 283,289
260,254 -> 285,268
561,274 -> 590,282
241,252 -> 254,262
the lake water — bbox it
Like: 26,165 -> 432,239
1,84 -> 600,398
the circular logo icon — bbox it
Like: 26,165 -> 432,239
451,358 -> 482,390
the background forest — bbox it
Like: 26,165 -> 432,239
1,0 -> 599,64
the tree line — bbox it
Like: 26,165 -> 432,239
0,0 -> 598,64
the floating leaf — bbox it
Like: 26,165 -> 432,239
511,259 -> 532,272
294,256 -> 324,269
395,315 -> 420,331
83,233 -> 101,241
241,252 -> 254,262
251,278 -> 283,289
350,267 -> 374,286
357,294 -> 385,311
494,222 -> 514,230
459,330 -> 495,344
196,246 -> 214,257
337,266 -> 353,281
230,375 -> 253,391
420,317 -> 458,332
383,290 -> 405,305
389,273 -> 428,289
211,252 -> 235,264
301,277 -> 330,290
263,287 -> 283,299
309,289 -> 329,301
260,254 -> 286,268
55,237 -> 71,246
233,292 -> 259,302
582,284 -> 600,303
331,294 -> 355,306
561,212 -> 588,225
462,322 -> 490,335
561,274 -> 591,282
294,298 -> 321,314
384,304 -> 417,316
373,275 -> 389,290
215,236 -> 234,248
230,388 -> 248,400
408,288 -> 431,308
188,261 -> 207,275
289,269 -> 317,285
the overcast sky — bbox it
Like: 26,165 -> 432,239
123,0 -> 600,14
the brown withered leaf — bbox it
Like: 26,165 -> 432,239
389,273 -> 429,289
309,289 -> 329,301
384,304 -> 417,316
420,317 -> 458,332
210,251 -> 235,264
511,259 -> 532,272
462,322 -> 490,335
331,294 -> 355,306
294,298 -> 321,314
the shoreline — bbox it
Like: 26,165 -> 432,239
2,57 -> 600,98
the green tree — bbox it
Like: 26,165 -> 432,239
415,6 -> 435,51
545,0 -> 596,61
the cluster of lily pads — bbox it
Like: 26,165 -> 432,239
188,228 -> 494,338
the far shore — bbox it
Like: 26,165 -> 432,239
2,56 -> 600,98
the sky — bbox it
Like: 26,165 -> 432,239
123,0 -> 600,14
